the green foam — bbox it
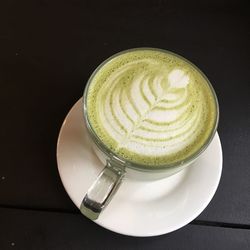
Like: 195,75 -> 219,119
86,49 -> 217,167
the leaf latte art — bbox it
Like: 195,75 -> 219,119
86,49 -> 217,167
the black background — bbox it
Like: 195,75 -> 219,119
0,0 -> 250,249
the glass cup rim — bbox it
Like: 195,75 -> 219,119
83,47 -> 219,172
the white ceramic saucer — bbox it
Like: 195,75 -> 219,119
57,99 -> 223,237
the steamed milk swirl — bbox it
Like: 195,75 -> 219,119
87,49 -> 217,166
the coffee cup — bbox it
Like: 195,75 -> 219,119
80,48 -> 219,220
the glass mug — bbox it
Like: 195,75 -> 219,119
80,48 -> 219,220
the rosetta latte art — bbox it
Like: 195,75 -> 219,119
87,50 -> 217,166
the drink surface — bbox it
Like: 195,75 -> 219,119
86,49 -> 217,167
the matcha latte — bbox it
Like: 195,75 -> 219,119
86,49 -> 218,167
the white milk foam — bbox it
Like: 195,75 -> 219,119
87,50 -> 216,166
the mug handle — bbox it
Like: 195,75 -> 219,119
80,160 -> 125,220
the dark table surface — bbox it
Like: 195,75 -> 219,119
1,0 -> 250,249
